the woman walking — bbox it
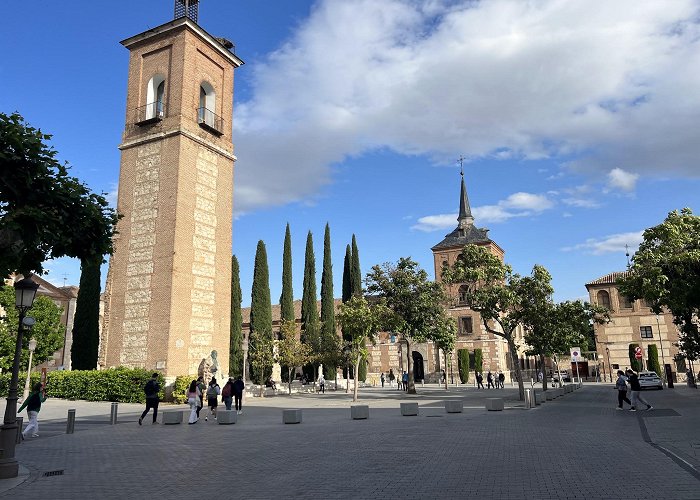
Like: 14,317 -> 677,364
18,382 -> 47,438
615,370 -> 632,410
204,377 -> 220,421
187,380 -> 199,424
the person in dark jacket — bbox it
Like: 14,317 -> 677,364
615,370 -> 631,410
18,382 -> 47,438
232,376 -> 245,414
626,369 -> 653,411
139,373 -> 161,425
222,377 -> 234,411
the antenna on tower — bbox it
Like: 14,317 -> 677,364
625,244 -> 630,269
174,0 -> 199,23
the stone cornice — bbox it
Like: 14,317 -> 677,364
119,128 -> 237,162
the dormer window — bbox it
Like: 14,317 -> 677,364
136,74 -> 166,125
198,81 -> 223,135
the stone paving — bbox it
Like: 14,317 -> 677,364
0,383 -> 698,499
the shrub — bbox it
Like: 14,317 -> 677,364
457,349 -> 470,383
647,344 -> 662,376
173,375 -> 197,404
358,358 -> 367,382
473,349 -> 483,373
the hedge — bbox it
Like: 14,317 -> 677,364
1,367 -> 165,403
173,375 -> 198,404
457,349 -> 470,383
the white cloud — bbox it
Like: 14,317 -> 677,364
606,168 -> 639,192
234,0 -> 700,211
562,231 -> 644,255
412,191 -> 553,231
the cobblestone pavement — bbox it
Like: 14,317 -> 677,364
1,383 -> 699,499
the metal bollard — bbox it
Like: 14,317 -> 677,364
66,409 -> 76,434
110,402 -> 118,425
15,417 -> 23,444
525,388 -> 533,409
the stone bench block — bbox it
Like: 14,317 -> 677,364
445,400 -> 464,413
535,392 -> 545,404
283,409 -> 302,424
400,402 -> 419,416
485,398 -> 504,411
217,410 -> 237,424
162,410 -> 183,425
545,391 -> 555,401
351,405 -> 369,420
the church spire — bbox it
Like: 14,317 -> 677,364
457,156 -> 474,229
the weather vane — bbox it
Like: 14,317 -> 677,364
625,244 -> 630,269
458,155 -> 465,176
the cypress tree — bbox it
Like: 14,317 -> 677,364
350,234 -> 362,297
301,231 -> 319,379
474,348 -> 483,373
458,349 -> 470,383
70,257 -> 101,370
250,241 -> 273,382
342,244 -> 352,303
229,255 -> 243,377
280,223 -> 294,325
647,344 -> 661,376
629,343 -> 643,372
320,223 -> 336,377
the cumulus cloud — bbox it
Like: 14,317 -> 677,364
561,231 -> 644,255
606,168 -> 639,192
412,192 -> 553,231
234,0 -> 700,212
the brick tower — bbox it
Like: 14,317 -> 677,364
101,1 -> 243,381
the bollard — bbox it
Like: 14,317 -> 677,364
15,417 -> 23,444
525,388 -> 533,409
66,409 -> 76,434
110,402 -> 118,425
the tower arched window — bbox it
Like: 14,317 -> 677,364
597,290 -> 611,309
145,74 -> 166,120
458,285 -> 469,306
198,81 -> 218,131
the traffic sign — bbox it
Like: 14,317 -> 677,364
570,347 -> 582,362
635,346 -> 643,359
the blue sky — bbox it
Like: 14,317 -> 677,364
2,0 -> 698,306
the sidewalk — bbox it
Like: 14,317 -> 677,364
1,384 -> 698,499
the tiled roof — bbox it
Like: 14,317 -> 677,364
585,271 -> 629,287
431,224 -> 492,251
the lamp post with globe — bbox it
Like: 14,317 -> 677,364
0,276 -> 39,479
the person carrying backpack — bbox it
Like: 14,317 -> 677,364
232,376 -> 245,415
221,377 -> 234,411
204,377 -> 220,421
139,373 -> 161,425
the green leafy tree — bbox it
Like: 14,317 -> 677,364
229,255 -> 243,377
301,231 -> 320,379
70,258 -> 101,370
280,223 -> 295,322
320,223 -> 337,377
0,112 -> 119,277
0,286 -> 64,371
430,312 -> 456,389
629,343 -> 644,372
336,295 -> 390,401
647,344 -> 662,376
474,348 -> 483,373
350,234 -> 362,297
249,241 -> 272,382
365,258 -> 447,394
441,245 -> 528,400
248,329 -> 274,396
618,208 -> 700,361
457,349 -> 470,383
277,320 -> 313,394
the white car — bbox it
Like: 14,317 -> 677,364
638,371 -> 663,390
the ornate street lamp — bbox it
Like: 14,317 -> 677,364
0,276 -> 39,479
22,336 -> 38,401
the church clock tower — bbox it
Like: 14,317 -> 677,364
101,1 -> 243,381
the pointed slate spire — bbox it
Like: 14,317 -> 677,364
457,157 -> 474,229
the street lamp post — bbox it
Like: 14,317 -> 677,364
655,314 -> 668,387
0,276 -> 39,479
605,347 -> 612,383
22,337 -> 38,401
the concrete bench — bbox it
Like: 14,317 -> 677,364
535,392 -> 545,404
545,391 -> 555,401
162,410 -> 184,425
217,410 -> 237,424
400,402 -> 419,416
485,398 -> 504,411
283,409 -> 302,424
351,405 -> 369,420
445,400 -> 464,413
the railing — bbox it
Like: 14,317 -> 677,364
135,101 -> 165,125
197,107 -> 224,136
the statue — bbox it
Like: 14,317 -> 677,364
318,364 -> 324,381
197,349 -> 219,383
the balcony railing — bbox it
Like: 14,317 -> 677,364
135,101 -> 165,126
198,107 -> 224,136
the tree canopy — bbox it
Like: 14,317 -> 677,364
0,112 -> 119,276
618,208 -> 700,360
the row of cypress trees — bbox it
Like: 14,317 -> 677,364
229,223 -> 361,382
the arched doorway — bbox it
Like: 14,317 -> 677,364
412,351 -> 424,382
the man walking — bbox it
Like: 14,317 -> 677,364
139,373 -> 160,425
498,371 -> 505,389
232,375 -> 245,415
627,369 -> 653,411
476,372 -> 484,389
318,373 -> 326,394
486,371 -> 494,389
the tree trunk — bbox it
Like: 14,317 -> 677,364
353,356 -> 360,402
444,350 -> 449,390
506,337 -> 525,400
260,368 -> 265,398
288,368 -> 293,395
540,353 -> 547,392
406,337 -> 416,394
345,362 -> 350,394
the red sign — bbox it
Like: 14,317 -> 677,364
635,346 -> 643,359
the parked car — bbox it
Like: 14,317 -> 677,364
638,371 -> 663,390
551,371 -> 571,382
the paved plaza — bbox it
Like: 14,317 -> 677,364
1,383 -> 699,499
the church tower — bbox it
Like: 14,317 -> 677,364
101,1 -> 244,381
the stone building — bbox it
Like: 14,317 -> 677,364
585,271 -> 681,382
100,1 -> 244,382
